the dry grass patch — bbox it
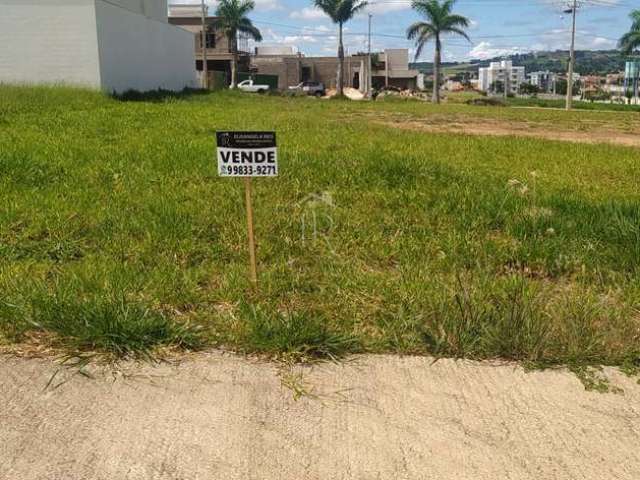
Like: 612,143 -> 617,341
354,111 -> 640,147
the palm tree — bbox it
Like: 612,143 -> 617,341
619,9 -> 640,55
215,0 -> 263,89
407,0 -> 470,104
314,0 -> 368,96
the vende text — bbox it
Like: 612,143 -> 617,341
219,149 -> 277,164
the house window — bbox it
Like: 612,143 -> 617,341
200,31 -> 216,49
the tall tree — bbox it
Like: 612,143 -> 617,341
619,9 -> 640,55
314,0 -> 368,96
215,0 -> 263,89
407,0 -> 470,104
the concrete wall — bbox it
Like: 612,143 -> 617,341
0,0 -> 102,88
252,56 -> 301,90
0,0 -> 194,92
109,0 -> 168,22
256,46 -> 296,56
382,77 -> 417,90
385,49 -> 409,70
95,0 -> 197,92
252,55 -> 368,91
300,57 -> 366,91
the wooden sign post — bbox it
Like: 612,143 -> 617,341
243,177 -> 258,285
216,131 -> 278,289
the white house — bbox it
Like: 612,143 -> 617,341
478,61 -> 525,95
0,0 -> 197,93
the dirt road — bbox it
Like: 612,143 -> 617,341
2,353 -> 639,480
353,110 -> 640,148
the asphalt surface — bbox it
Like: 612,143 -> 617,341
2,353 -> 639,480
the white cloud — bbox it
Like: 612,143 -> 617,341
465,28 -> 616,62
590,37 -> 616,48
282,35 -> 318,44
178,0 -> 283,12
290,7 -> 327,20
468,41 -> 529,60
291,0 -> 413,21
365,0 -> 411,15
253,0 -> 283,11
312,25 -> 331,33
256,27 -> 325,52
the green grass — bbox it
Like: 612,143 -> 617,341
507,96 -> 640,113
1,277 -> 206,357
238,304 -> 359,361
1,85 -> 639,368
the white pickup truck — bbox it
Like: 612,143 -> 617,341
237,79 -> 270,94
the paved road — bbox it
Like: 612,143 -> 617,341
2,353 -> 639,480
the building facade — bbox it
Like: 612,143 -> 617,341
625,61 -> 640,99
478,61 -> 525,94
168,4 -> 251,86
251,54 -> 367,91
251,49 -> 418,92
0,0 -> 197,93
375,49 -> 419,90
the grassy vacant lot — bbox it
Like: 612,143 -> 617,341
1,86 -> 639,368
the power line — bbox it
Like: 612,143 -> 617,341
253,19 -> 618,45
251,0 -> 634,58
366,0 -> 634,6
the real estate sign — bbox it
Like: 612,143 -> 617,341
215,131 -> 278,289
216,131 -> 278,177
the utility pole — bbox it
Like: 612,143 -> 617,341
565,0 -> 578,110
201,0 -> 209,90
504,62 -> 509,100
367,13 -> 373,99
499,57 -> 510,100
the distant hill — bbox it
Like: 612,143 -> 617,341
411,50 -> 630,76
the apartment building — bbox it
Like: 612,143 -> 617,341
528,71 -> 557,93
624,61 -> 640,99
168,4 -> 251,85
478,61 -> 525,94
0,0 -> 197,92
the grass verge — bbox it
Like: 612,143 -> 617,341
506,96 -> 640,112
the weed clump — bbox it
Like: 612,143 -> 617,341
419,276 -> 640,369
1,282 -> 206,358
467,97 -> 507,107
238,305 -> 359,361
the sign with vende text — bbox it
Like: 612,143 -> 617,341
215,131 -> 279,288
217,131 -> 278,177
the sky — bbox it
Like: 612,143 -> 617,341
182,0 -> 639,61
